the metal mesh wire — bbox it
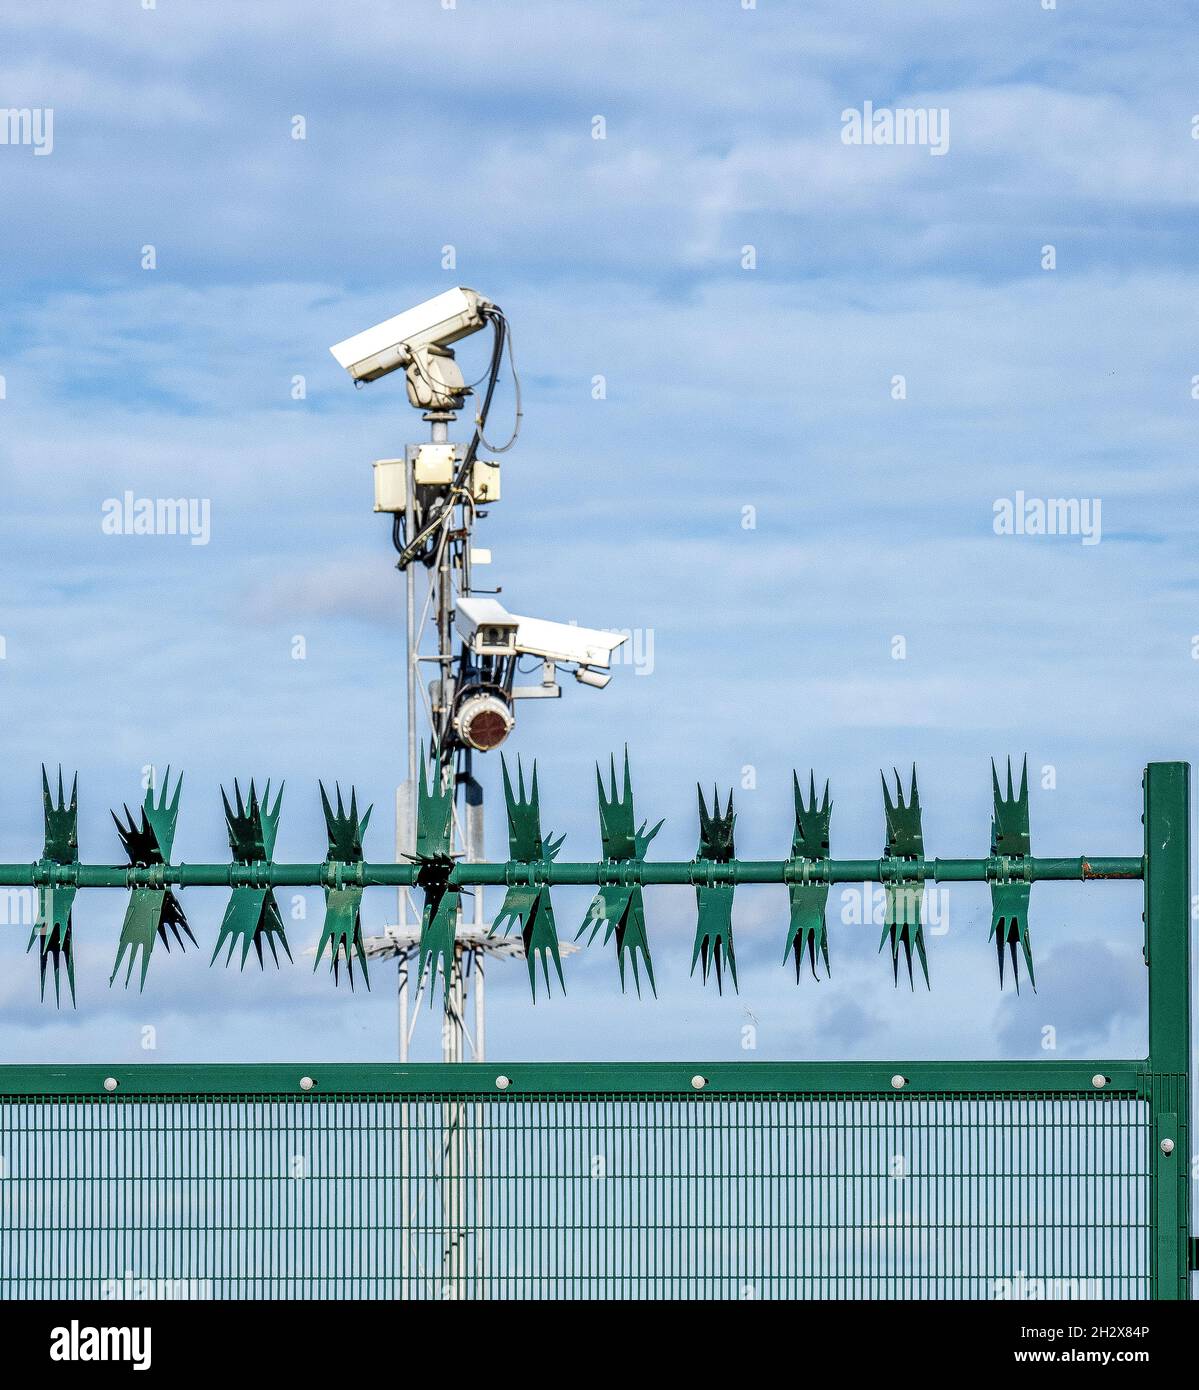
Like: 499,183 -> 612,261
0,1091 -> 1148,1300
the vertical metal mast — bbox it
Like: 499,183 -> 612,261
335,291 -> 603,1059
377,395 -> 505,1068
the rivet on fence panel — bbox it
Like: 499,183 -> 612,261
880,766 -> 928,989
29,765 -> 78,1006
212,780 -> 290,971
110,770 -> 194,991
491,755 -> 566,1000
413,745 -> 459,1003
692,785 -> 738,993
577,750 -> 663,997
990,755 -> 1034,991
312,783 -> 371,989
784,772 -> 831,981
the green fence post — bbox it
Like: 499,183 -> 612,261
1144,761 -> 1191,1299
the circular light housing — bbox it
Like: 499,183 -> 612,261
453,691 -> 514,752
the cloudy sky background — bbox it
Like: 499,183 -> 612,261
0,0 -> 1194,1065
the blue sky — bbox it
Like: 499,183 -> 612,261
0,0 -> 1194,1064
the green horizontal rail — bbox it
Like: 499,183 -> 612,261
0,1060 -> 1147,1096
0,855 -> 1145,890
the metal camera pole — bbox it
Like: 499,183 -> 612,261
380,400 -> 555,1070
331,290 -> 604,1074
391,403 -> 484,1066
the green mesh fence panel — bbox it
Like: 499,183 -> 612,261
0,1088 -> 1150,1301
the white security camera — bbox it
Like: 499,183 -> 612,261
329,286 -> 493,408
510,612 -> 627,669
453,597 -> 519,656
455,597 -> 626,670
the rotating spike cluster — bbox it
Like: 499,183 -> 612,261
2,753 -> 1137,1005
990,755 -> 1034,990
312,783 -> 372,989
880,767 -> 928,989
29,766 -> 78,1006
491,756 -> 566,1001
413,745 -> 459,1003
784,773 -> 831,981
692,785 -> 737,992
578,750 -> 663,996
110,770 -> 194,990
212,780 -> 290,970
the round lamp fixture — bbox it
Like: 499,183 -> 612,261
453,691 -> 514,752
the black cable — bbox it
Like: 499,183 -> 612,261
479,312 -> 522,453
394,309 -> 507,568
454,308 -> 506,485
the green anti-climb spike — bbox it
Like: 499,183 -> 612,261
880,766 -> 929,990
990,755 -> 1034,991
110,769 -> 194,991
313,782 -> 372,989
491,755 -> 566,1001
578,749 -> 663,997
784,772 -> 831,982
412,744 -> 460,1004
211,779 -> 291,971
692,784 -> 738,992
142,766 -> 183,863
30,765 -> 79,1007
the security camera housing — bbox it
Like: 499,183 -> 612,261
329,286 -> 493,386
455,596 -> 626,669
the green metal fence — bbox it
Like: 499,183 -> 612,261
0,1067 -> 1159,1300
0,762 -> 1190,1299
